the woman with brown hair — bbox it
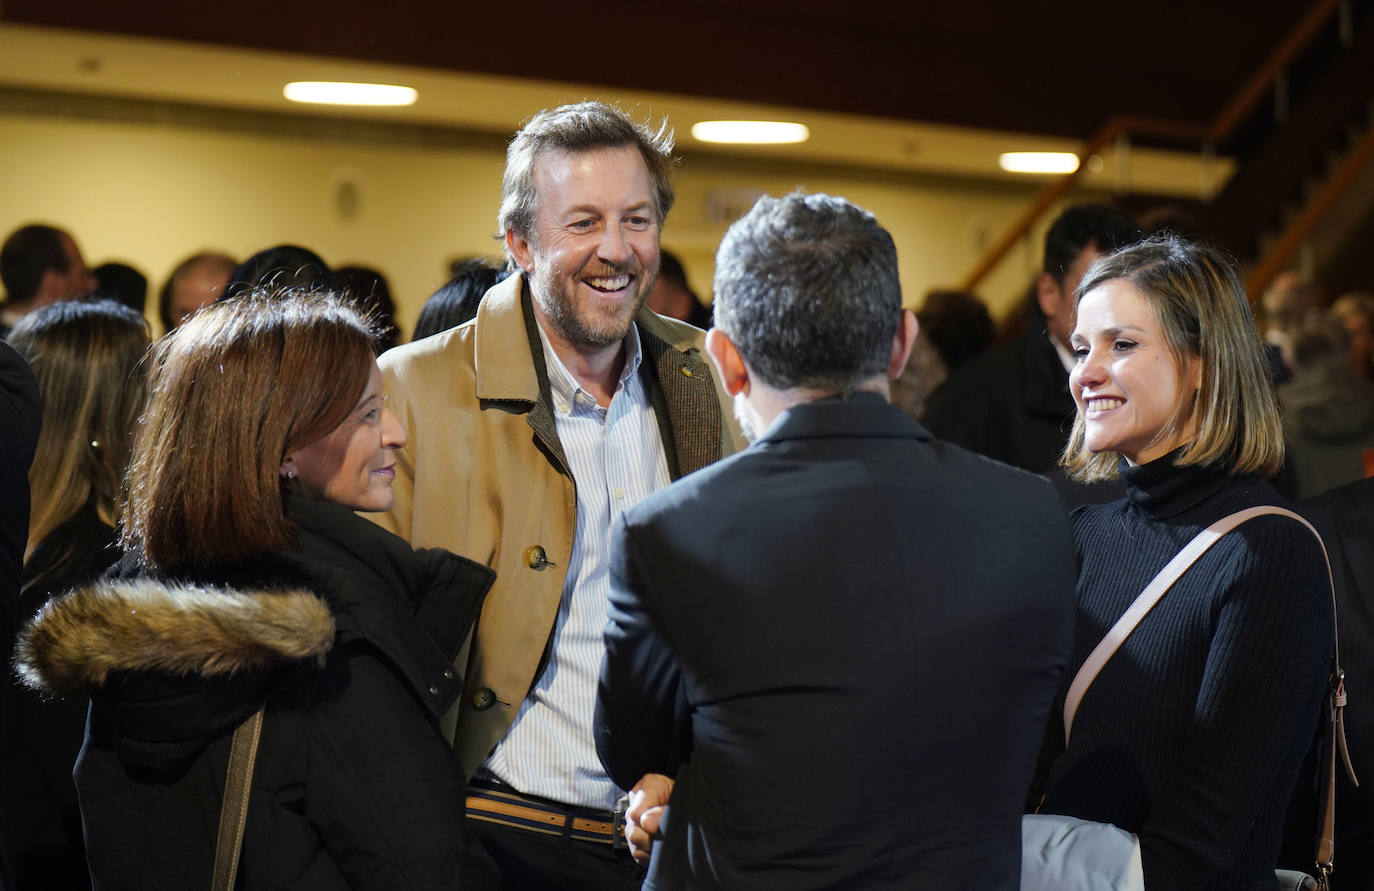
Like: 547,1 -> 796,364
16,290 -> 497,890
2,298 -> 148,890
1032,236 -> 1333,889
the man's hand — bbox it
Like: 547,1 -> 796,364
624,772 -> 674,864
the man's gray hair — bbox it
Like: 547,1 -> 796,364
497,102 -> 675,266
713,192 -> 902,392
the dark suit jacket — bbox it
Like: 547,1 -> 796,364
595,394 -> 1076,890
1298,480 -> 1374,889
0,341 -> 40,645
922,319 -> 1073,476
0,339 -> 41,888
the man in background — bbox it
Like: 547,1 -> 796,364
923,203 -> 1139,475
0,224 -> 96,338
157,251 -> 237,333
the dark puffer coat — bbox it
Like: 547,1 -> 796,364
16,496 -> 500,890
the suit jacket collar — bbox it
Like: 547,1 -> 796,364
757,392 -> 931,445
470,271 -> 723,480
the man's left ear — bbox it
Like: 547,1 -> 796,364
888,310 -> 919,380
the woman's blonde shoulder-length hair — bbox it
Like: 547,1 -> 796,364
8,299 -> 150,561
121,288 -> 377,569
1060,235 -> 1284,482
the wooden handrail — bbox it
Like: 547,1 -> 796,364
962,0 -> 1344,292
1208,0 -> 1344,145
1246,120 -> 1374,297
960,114 -> 1207,288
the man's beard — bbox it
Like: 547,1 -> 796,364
529,258 -> 654,350
733,392 -> 763,444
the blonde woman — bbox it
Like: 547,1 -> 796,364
1034,237 -> 1332,889
3,298 -> 148,890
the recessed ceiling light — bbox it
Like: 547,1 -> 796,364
998,152 -> 1080,174
691,121 -> 810,145
283,82 -> 418,107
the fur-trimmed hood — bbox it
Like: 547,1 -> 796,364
17,577 -> 335,696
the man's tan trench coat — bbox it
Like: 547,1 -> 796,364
375,272 -> 741,775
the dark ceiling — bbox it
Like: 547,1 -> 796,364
0,0 -> 1316,140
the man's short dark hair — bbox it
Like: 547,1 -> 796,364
1042,203 -> 1139,282
2,224 -> 71,304
713,192 -> 901,393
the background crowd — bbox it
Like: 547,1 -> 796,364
0,100 -> 1371,890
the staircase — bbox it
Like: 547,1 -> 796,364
963,0 -> 1374,301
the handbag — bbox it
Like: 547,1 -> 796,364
211,708 -> 265,891
1026,506 -> 1355,891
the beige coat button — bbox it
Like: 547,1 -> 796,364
472,687 -> 497,710
525,545 -> 552,570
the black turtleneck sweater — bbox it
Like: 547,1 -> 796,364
1038,456 -> 1332,890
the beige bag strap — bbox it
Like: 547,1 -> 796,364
1061,504 -> 1356,886
211,708 -> 265,891
1064,506 -> 1334,742
1063,506 -> 1304,742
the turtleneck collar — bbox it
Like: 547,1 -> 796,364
1121,450 -> 1234,519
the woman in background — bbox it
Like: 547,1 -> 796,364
17,290 -> 497,890
9,298 -> 148,602
2,298 -> 148,890
1034,236 -> 1332,889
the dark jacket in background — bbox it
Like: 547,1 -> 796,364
2,503 -> 118,890
0,341 -> 40,669
1296,479 -> 1374,889
0,340 -> 41,890
596,395 -> 1076,890
16,496 -> 499,890
922,316 -> 1073,476
921,318 -> 1125,510
1280,367 -> 1374,500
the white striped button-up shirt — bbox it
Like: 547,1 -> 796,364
482,323 -> 671,809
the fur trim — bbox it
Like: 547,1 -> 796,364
16,578 -> 336,695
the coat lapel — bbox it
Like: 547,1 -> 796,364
474,273 -> 722,481
639,321 -> 723,479
472,273 -> 569,474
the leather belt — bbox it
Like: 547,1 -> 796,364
466,779 -> 627,849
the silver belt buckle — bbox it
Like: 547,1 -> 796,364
611,793 -> 630,851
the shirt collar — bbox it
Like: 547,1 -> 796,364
1050,332 -> 1076,374
536,319 -> 643,411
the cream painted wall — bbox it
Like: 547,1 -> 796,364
0,112 -> 1063,338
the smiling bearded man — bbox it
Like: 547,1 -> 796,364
371,102 -> 743,890
513,143 -> 660,358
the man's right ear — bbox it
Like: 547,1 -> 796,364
35,267 -> 64,303
506,229 -> 535,273
705,328 -> 749,397
1035,271 -> 1064,320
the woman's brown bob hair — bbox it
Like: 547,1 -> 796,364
121,289 -> 377,568
1061,235 -> 1284,482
